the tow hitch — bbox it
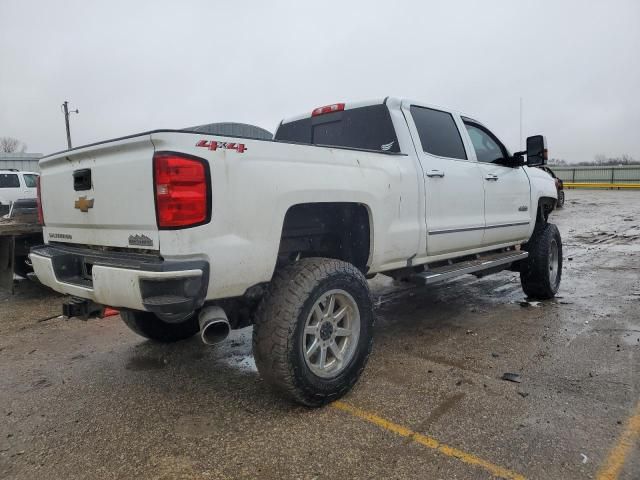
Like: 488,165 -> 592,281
62,297 -> 104,320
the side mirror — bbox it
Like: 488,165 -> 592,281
526,135 -> 547,166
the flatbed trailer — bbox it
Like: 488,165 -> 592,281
0,216 -> 42,293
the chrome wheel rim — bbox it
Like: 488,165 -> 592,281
549,239 -> 559,286
302,289 -> 360,379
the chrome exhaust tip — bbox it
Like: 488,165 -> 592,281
198,306 -> 230,345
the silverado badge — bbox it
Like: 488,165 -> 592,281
128,234 -> 153,247
74,196 -> 94,212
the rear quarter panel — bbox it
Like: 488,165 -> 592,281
151,132 -> 422,300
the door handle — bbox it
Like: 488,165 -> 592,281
426,170 -> 445,178
485,174 -> 499,181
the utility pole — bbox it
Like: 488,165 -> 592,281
62,101 -> 79,149
519,97 -> 523,150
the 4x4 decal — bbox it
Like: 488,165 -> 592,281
196,140 -> 247,153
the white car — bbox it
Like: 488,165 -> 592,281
0,170 -> 39,213
30,97 -> 560,406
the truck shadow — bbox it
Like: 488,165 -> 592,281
114,271 -> 532,409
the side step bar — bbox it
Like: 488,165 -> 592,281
409,251 -> 528,285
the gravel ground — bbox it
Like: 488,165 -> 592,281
1,189 -> 638,479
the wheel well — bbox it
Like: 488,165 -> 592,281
537,197 -> 556,223
277,203 -> 371,272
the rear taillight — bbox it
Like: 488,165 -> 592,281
311,103 -> 345,116
153,152 -> 210,229
36,176 -> 44,225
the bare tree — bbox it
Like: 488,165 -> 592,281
548,158 -> 567,165
0,137 -> 27,153
573,154 -> 639,166
594,154 -> 607,165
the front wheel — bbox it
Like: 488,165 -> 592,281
557,190 -> 565,208
121,310 -> 199,342
252,258 -> 374,407
520,222 -> 562,299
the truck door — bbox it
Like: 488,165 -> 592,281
461,120 -> 531,246
402,102 -> 485,256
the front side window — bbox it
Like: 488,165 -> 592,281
464,124 -> 506,163
410,106 -> 467,160
23,174 -> 38,188
0,174 -> 20,188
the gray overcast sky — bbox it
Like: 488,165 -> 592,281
1,0 -> 638,162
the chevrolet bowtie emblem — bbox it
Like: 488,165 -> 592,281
74,196 -> 94,212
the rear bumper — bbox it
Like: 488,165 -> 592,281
30,244 -> 209,314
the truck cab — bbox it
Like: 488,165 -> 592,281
274,98 -> 555,260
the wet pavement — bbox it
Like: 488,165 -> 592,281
1,189 -> 639,479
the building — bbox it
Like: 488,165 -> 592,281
0,153 -> 42,172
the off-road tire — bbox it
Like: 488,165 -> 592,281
557,190 -> 565,208
520,222 -> 562,299
121,310 -> 199,342
252,258 -> 374,407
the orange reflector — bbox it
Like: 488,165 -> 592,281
102,307 -> 119,318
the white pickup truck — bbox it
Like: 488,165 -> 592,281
0,169 -> 39,214
31,97 -> 561,406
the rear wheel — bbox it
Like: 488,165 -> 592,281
520,222 -> 562,299
557,190 -> 565,208
121,310 -> 199,342
253,258 -> 374,407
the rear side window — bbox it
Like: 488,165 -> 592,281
23,174 -> 38,188
410,106 -> 467,160
275,104 -> 400,153
0,174 -> 20,188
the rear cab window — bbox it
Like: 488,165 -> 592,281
275,104 -> 400,153
410,106 -> 467,160
0,173 -> 20,188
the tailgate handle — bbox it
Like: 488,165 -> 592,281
73,169 -> 92,191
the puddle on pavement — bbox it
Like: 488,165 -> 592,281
213,328 -> 258,374
217,354 -> 257,373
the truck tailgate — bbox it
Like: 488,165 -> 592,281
39,134 -> 159,250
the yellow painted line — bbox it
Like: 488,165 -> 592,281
564,182 -> 640,189
597,400 -> 640,480
332,400 -> 526,480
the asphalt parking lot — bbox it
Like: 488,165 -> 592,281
1,189 -> 638,480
